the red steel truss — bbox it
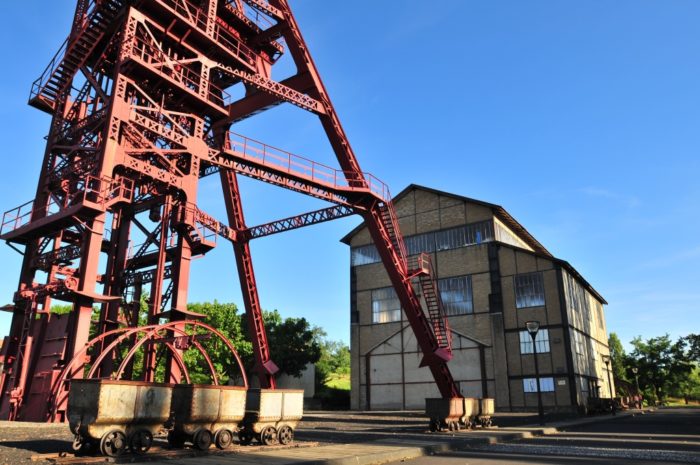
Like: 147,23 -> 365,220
0,0 -> 460,422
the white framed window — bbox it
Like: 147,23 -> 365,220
438,275 -> 473,315
519,329 -> 550,354
371,287 -> 401,323
523,377 -> 555,393
515,272 -> 545,308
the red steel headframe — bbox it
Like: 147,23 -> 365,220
0,0 -> 459,421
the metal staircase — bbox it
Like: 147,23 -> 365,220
409,253 -> 452,353
28,0 -> 126,112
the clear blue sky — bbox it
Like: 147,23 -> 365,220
0,1 -> 698,351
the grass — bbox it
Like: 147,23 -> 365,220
325,373 -> 350,390
664,397 -> 700,407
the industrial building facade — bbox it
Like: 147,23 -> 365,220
343,185 -> 613,412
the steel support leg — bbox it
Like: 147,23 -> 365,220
220,169 -> 277,388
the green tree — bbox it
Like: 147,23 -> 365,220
629,334 -> 693,403
248,309 -> 322,378
608,332 -> 628,382
183,301 -> 252,384
185,303 -> 321,383
316,339 -> 351,387
685,334 -> 700,363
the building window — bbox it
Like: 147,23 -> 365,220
438,275 -> 473,315
574,331 -> 585,355
595,301 -> 605,329
563,271 -> 590,314
523,377 -> 555,392
351,244 -> 380,266
350,220 -> 495,267
519,329 -> 550,354
514,272 -> 545,308
404,233 -> 435,255
371,287 -> 401,323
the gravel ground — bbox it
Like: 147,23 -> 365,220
0,412 -> 429,465
463,443 -> 700,464
0,410 -> 606,465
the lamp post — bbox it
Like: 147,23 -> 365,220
632,367 -> 640,408
526,320 -> 545,425
602,355 -> 615,416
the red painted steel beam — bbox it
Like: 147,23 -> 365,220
220,168 -> 278,388
247,205 -> 355,239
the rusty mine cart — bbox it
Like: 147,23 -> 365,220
238,389 -> 304,446
426,397 -> 495,432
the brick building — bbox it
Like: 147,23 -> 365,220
342,185 -> 613,412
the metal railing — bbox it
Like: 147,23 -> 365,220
0,176 -> 134,236
225,131 -> 391,201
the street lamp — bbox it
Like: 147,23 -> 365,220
525,320 -> 545,425
602,355 -> 615,416
632,367 -> 640,408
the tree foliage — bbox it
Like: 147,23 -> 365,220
316,339 -> 350,386
608,332 -> 627,382
685,334 -> 700,363
183,302 -> 321,384
627,334 -> 694,403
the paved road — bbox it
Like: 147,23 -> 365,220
385,408 -> 700,465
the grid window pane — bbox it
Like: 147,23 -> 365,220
519,329 -> 550,354
563,271 -> 590,314
352,221 -> 495,267
405,232 -> 435,255
351,244 -> 380,266
523,377 -> 555,393
371,287 -> 402,323
438,276 -> 473,315
515,272 -> 545,308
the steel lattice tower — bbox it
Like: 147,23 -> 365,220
0,0 -> 460,422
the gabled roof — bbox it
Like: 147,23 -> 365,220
341,184 -> 607,305
341,184 -> 551,257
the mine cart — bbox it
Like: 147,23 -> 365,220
425,397 -> 464,432
168,384 -> 247,450
460,397 -> 480,428
477,398 -> 495,427
67,379 -> 173,456
238,389 -> 304,445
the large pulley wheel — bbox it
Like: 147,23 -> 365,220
214,429 -> 233,449
259,426 -> 277,446
277,425 -> 293,445
129,430 -> 153,454
193,428 -> 213,450
238,429 -> 254,446
100,430 -> 127,457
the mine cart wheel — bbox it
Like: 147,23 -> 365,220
277,425 -> 294,445
214,429 -> 233,449
129,430 -> 153,454
167,431 -> 185,448
259,426 -> 277,446
429,419 -> 439,432
193,428 -> 213,450
238,429 -> 254,446
100,430 -> 127,457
